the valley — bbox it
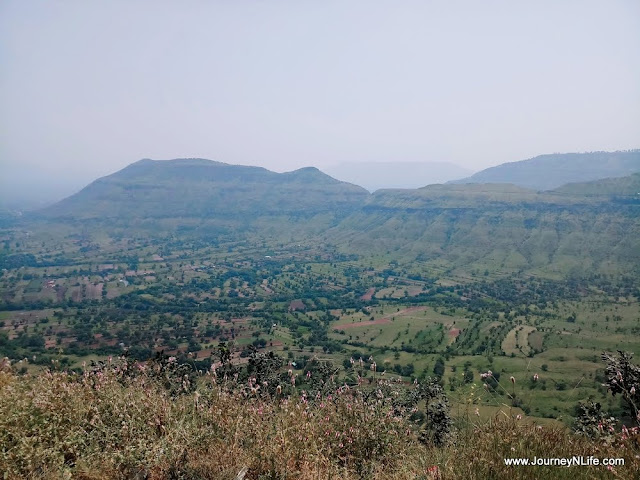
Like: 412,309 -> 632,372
1,215 -> 638,424
1,155 -> 640,478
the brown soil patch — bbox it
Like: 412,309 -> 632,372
85,283 -> 103,300
360,288 -> 375,301
289,300 -> 305,311
55,286 -> 67,302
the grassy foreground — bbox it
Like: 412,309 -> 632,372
1,357 -> 638,480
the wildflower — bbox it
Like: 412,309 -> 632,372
510,376 -> 516,384
306,371 -> 311,379
276,385 -> 282,395
533,373 -> 539,381
631,386 -> 636,395
426,465 -> 440,480
474,408 -> 480,416
516,414 -> 522,420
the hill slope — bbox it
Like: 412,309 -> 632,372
29,160 -> 640,279
449,150 -> 640,191
552,172 -> 640,197
37,159 -> 369,237
328,178 -> 640,278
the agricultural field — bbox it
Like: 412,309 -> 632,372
1,225 -> 639,425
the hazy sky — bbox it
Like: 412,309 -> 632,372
1,1 -> 639,204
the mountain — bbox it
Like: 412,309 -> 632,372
551,172 -> 640,197
327,177 -> 640,278
29,158 -> 640,278
323,161 -> 473,192
449,150 -> 640,191
38,158 -> 369,236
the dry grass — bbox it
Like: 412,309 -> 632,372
1,358 -> 639,480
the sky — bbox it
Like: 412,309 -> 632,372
1,1 -> 639,207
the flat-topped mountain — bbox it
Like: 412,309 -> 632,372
24,158 -> 640,278
40,158 -> 369,221
551,172 -> 640,197
449,150 -> 640,191
328,176 -> 640,277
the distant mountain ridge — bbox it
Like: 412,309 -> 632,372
36,159 -> 369,239
41,158 -> 368,220
448,150 -> 640,191
26,155 -> 640,278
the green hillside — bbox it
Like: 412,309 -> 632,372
23,160 -> 640,279
35,159 -> 369,239
41,159 -> 368,219
328,180 -> 640,278
552,172 -> 640,196
449,150 -> 640,191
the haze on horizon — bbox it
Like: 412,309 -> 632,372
1,0 -> 639,208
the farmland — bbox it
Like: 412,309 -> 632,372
1,224 -> 638,425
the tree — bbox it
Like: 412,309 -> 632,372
433,358 -> 445,378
